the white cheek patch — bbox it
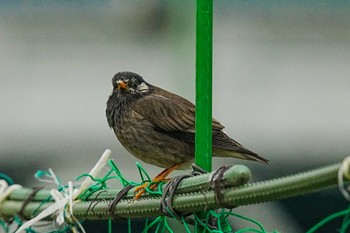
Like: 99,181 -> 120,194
138,82 -> 149,93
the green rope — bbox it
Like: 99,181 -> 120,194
136,162 -> 152,182
306,205 -> 350,233
0,220 -> 9,233
32,195 -> 52,216
34,170 -> 64,191
108,219 -> 112,233
128,219 -> 132,233
340,206 -> 350,232
0,173 -> 14,185
0,160 -> 272,233
232,212 -> 269,233
12,156 -> 350,233
108,160 -> 139,187
182,216 -> 193,233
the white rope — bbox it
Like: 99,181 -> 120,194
49,168 -> 61,186
51,189 -> 66,226
73,149 -> 111,199
69,181 -> 74,215
0,180 -> 22,204
338,156 -> 350,201
34,168 -> 60,184
15,196 -> 69,233
15,149 -> 112,233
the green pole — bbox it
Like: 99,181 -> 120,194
195,0 -> 213,172
195,0 -> 213,231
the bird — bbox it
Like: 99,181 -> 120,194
106,71 -> 268,198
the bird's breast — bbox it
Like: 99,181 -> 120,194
114,116 -> 194,169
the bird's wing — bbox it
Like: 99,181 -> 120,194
132,90 -> 224,133
132,94 -> 196,132
131,87 -> 268,163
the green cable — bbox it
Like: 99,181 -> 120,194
6,165 -> 251,202
1,164 -> 342,220
0,163 -> 347,233
128,219 -> 132,233
108,219 -> 112,233
0,220 -> 9,233
306,208 -> 350,233
340,204 -> 350,231
136,162 -> 151,182
0,173 -> 14,185
232,212 -> 267,233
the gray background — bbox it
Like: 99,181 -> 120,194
1,1 -> 350,232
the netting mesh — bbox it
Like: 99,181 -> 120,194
1,153 -> 350,233
0,155 -> 274,233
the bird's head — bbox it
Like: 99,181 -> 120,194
107,71 -> 151,128
112,71 -> 151,97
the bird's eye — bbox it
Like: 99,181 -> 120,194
123,79 -> 130,85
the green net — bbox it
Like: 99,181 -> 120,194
75,159 -> 271,233
1,152 -> 350,233
0,154 -> 272,233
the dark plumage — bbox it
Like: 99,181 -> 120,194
106,71 -> 268,170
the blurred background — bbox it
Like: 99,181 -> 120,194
1,1 -> 350,232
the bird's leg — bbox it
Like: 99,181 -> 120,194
134,164 -> 180,200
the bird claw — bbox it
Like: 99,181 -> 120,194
132,164 -> 180,200
133,178 -> 171,200
133,189 -> 145,200
134,182 -> 149,193
133,182 -> 152,200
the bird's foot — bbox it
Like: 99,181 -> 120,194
133,164 -> 180,200
133,178 -> 167,200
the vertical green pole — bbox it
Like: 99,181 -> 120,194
195,0 -> 213,231
195,0 -> 213,172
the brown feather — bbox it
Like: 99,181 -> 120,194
132,86 -> 269,164
106,71 -> 269,169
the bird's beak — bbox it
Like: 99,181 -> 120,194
117,80 -> 128,90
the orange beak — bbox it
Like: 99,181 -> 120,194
117,80 -> 128,90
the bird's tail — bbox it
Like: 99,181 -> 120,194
213,147 -> 269,164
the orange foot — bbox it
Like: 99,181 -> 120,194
134,164 -> 180,200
